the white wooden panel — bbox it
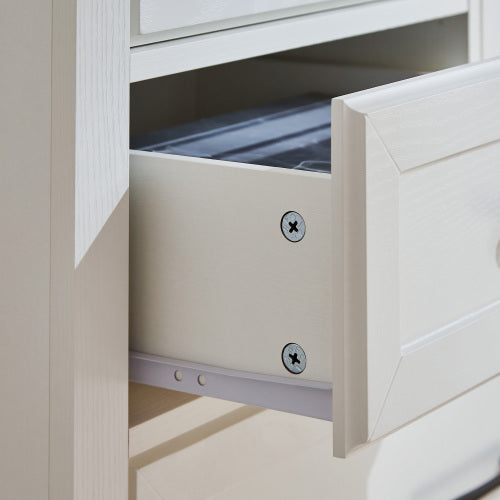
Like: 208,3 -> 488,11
74,194 -> 129,499
482,0 -> 500,59
332,58 -> 500,456
50,1 -> 77,496
138,0 -> 373,35
131,0 -> 374,46
74,1 -> 129,497
130,0 -> 468,81
75,0 -> 129,265
364,119 -> 401,436
469,0 -> 500,62
341,65 -> 500,168
0,2 -> 51,498
372,311 -> 500,438
468,0 -> 482,62
130,153 -> 332,382
399,144 -> 500,345
50,0 -> 130,498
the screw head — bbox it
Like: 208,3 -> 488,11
281,211 -> 306,242
282,343 -> 307,374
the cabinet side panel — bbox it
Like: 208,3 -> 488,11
0,1 -> 52,498
50,1 -> 77,498
75,0 -> 130,265
50,0 -> 130,498
75,194 -> 129,500
74,0 -> 130,498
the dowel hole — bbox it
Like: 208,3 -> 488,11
197,375 -> 206,386
174,370 -> 183,382
496,241 -> 500,268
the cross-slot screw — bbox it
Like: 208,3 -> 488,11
282,343 -> 307,374
281,211 -> 306,242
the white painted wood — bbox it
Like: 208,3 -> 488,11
75,0 -> 129,265
0,2 -> 52,498
50,1 -> 77,496
129,377 -> 500,500
468,0 -> 482,62
129,63 -> 417,391
140,0 -> 371,34
468,0 -> 500,62
132,0 -> 374,45
1,0 -> 129,498
72,1 -> 130,497
332,58 -> 500,456
74,194 -> 129,499
130,57 -> 500,457
130,152 -> 332,382
481,0 -> 500,59
277,15 -> 468,72
130,0 -> 468,82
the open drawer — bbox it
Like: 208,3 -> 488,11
130,56 -> 500,457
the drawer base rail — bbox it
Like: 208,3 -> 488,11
129,351 -> 332,421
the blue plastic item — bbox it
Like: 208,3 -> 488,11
131,94 -> 332,173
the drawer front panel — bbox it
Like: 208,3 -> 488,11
332,58 -> 500,457
399,145 -> 500,346
138,0 -> 375,37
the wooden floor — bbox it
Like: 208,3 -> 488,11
129,379 -> 500,500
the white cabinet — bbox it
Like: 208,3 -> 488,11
129,0 -> 500,459
3,0 -> 500,497
130,55 -> 500,456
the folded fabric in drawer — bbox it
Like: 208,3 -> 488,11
130,94 -> 332,173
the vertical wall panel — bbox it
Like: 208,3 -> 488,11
0,2 -> 52,499
50,0 -> 129,498
482,0 -> 500,59
74,0 -> 130,498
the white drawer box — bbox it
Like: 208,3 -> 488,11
130,58 -> 500,457
131,0 -> 376,46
